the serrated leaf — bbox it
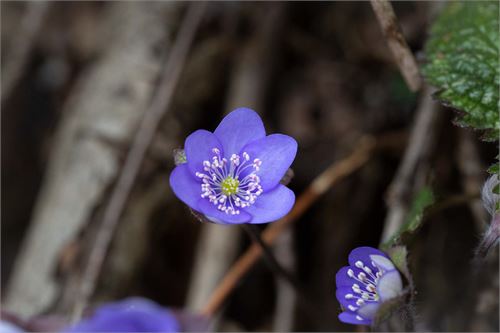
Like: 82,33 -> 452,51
382,187 -> 435,249
423,1 -> 500,140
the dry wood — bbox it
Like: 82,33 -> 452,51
370,0 -> 422,92
456,131 -> 488,230
71,2 -> 207,320
381,85 -> 441,243
272,229 -> 296,331
4,1 -> 179,318
1,2 -> 49,104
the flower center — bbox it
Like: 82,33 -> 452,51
195,148 -> 263,215
221,176 -> 240,196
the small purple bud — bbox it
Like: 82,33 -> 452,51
335,247 -> 404,325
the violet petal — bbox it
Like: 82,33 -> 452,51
338,311 -> 371,325
197,198 -> 251,224
184,129 -> 223,176
169,165 -> 202,211
214,108 -> 266,157
376,270 -> 403,302
348,246 -> 388,269
242,134 -> 298,190
244,184 -> 295,224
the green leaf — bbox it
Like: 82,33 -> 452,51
382,187 -> 435,249
386,245 -> 410,281
488,155 -> 499,175
423,1 -> 500,141
173,148 -> 187,165
489,162 -> 499,175
402,187 -> 435,233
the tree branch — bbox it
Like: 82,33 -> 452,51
71,2 -> 207,321
370,0 -> 422,92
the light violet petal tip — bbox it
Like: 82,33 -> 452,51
214,108 -> 266,156
377,270 -> 403,302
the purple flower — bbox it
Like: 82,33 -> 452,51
64,298 -> 180,332
169,108 -> 297,224
335,247 -> 403,325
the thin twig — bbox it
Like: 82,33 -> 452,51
376,86 -> 442,330
272,228 -> 296,331
240,225 -> 324,328
240,224 -> 300,290
2,2 -> 50,104
201,135 -> 377,317
370,0 -> 422,92
427,192 -> 481,217
456,131 -> 488,230
380,85 -> 441,243
71,2 -> 207,321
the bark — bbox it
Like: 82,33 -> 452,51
4,1 -> 178,317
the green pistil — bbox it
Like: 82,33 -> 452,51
221,176 -> 239,196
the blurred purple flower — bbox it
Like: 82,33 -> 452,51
64,298 -> 180,332
169,107 -> 297,224
0,320 -> 24,333
335,246 -> 403,325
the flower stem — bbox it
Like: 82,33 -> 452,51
241,224 -> 300,290
240,224 -> 327,329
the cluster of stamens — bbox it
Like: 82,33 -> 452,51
344,260 -> 384,320
195,148 -> 263,215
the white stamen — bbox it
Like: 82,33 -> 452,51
197,148 -> 263,215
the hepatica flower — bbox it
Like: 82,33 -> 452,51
335,247 -> 403,325
169,108 -> 297,224
64,298 -> 180,332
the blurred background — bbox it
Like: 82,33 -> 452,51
1,1 -> 498,331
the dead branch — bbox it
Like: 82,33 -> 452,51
4,1 -> 180,318
456,130 -> 488,230
370,0 -> 422,92
380,85 -> 441,243
272,229 -> 296,331
71,2 -> 207,320
1,2 -> 49,104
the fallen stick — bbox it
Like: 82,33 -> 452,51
71,2 -> 207,320
2,2 -> 49,104
370,0 -> 422,92
380,85 -> 441,243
